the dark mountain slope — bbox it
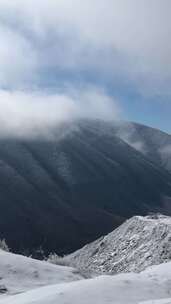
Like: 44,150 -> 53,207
0,120 -> 171,255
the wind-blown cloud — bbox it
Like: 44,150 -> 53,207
116,122 -> 147,154
0,88 -> 120,138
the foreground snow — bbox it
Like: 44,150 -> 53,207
1,261 -> 171,304
0,249 -> 83,296
1,214 -> 171,304
140,299 -> 171,304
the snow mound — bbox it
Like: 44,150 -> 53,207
65,215 -> 171,275
0,249 -> 83,295
140,299 -> 171,304
1,261 -> 171,304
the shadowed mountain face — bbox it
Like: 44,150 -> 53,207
0,119 -> 171,255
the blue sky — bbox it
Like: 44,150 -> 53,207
0,0 -> 170,135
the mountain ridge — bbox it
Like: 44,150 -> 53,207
0,119 -> 170,255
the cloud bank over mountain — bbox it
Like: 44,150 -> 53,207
0,88 -> 120,138
0,0 -> 170,135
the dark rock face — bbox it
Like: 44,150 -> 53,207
0,119 -> 171,255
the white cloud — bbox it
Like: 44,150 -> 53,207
0,25 -> 37,88
0,88 -> 120,138
0,0 -> 170,94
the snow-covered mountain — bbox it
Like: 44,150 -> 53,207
65,214 -> 171,275
1,255 -> 171,304
0,119 -> 171,255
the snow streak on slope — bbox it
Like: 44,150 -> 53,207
0,250 -> 83,296
1,262 -> 171,304
65,215 -> 171,275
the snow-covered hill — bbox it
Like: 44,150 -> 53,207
65,215 -> 171,275
1,219 -> 171,304
0,249 -> 83,296
1,261 -> 171,304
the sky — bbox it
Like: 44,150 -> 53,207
0,0 -> 170,136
